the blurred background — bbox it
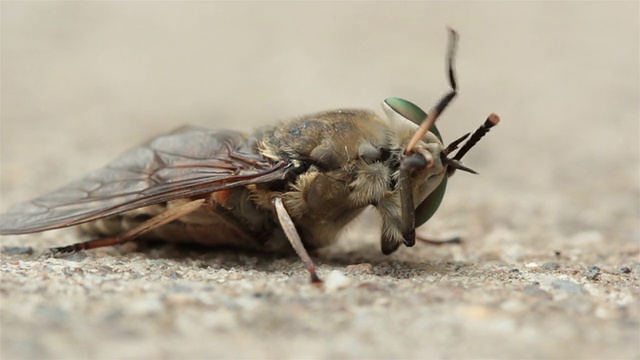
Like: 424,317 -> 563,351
1,2 -> 638,359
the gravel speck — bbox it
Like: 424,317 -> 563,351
345,263 -> 374,275
586,266 -> 601,281
618,266 -> 632,274
324,270 -> 353,293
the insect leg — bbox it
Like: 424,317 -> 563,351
49,199 -> 206,255
273,197 -> 322,283
397,157 -> 421,247
416,234 -> 462,246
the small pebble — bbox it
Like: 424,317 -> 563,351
586,266 -> 601,280
324,270 -> 352,293
618,266 -> 632,274
345,263 -> 374,275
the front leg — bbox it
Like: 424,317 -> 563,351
376,193 -> 408,255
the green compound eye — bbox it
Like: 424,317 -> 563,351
384,97 -> 443,142
414,175 -> 447,227
383,97 -> 447,227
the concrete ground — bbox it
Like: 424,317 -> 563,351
1,2 -> 638,359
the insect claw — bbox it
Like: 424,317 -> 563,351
43,244 -> 79,259
403,229 -> 416,247
45,243 -> 86,258
309,268 -> 323,284
49,244 -> 79,255
40,251 -> 56,260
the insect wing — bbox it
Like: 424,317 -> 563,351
0,126 -> 287,235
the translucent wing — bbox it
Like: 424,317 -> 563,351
0,126 -> 288,235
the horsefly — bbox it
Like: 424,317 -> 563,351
0,29 -> 499,282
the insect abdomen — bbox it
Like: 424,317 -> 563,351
79,193 -> 275,250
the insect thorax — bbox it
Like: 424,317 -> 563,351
252,109 -> 414,250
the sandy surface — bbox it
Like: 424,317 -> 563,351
1,2 -> 638,359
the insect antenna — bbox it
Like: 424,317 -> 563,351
405,27 -> 459,153
452,113 -> 500,161
445,113 -> 501,176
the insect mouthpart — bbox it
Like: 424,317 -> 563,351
442,156 -> 477,175
400,148 -> 435,172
